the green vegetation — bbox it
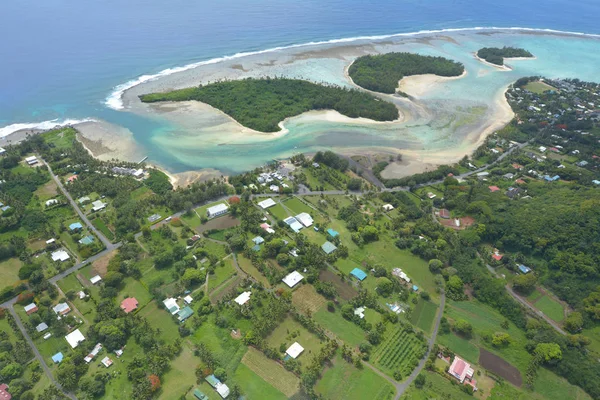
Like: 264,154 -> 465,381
371,325 -> 426,376
477,46 -> 533,66
348,52 -> 464,94
534,295 -> 565,323
411,299 -> 438,332
140,78 -> 399,132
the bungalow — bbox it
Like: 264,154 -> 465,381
36,322 -> 48,333
24,303 -> 38,315
205,375 -> 230,399
46,238 -> 56,245
543,175 -> 560,182
350,268 -> 367,281
51,250 -> 70,262
576,160 -> 589,167
120,297 -> 138,314
518,264 -> 532,274
77,196 -> 90,204
321,241 -> 337,255
285,342 -> 305,359
448,356 -> 474,384
184,295 -> 193,305
260,223 -> 275,234
25,156 -> 38,165
503,173 -> 515,180
193,389 -> 209,400
163,298 -> 180,315
207,204 -> 228,218
52,352 -> 64,364
257,198 -> 276,209
354,306 -> 365,319
282,271 -> 304,288
78,235 -> 94,245
234,291 -> 251,306
439,209 -> 450,219
69,222 -> 83,231
392,268 -> 411,283
91,200 -> 106,212
511,163 -> 524,170
326,228 -> 339,238
53,302 -> 71,316
382,204 -> 394,211
101,357 -> 113,368
67,175 -> 78,183
252,236 -> 264,245
65,329 -> 85,348
84,343 -> 103,363
488,186 -> 500,192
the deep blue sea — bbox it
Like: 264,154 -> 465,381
1,0 -> 600,172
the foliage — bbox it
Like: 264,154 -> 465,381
477,47 -> 533,66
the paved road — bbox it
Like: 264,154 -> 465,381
7,305 -> 76,400
42,157 -> 114,250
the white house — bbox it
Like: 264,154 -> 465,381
163,298 -> 180,315
282,271 -> 304,288
46,238 -> 56,245
132,169 -> 144,179
90,275 -> 102,284
45,199 -> 58,207
354,307 -> 365,319
382,204 -> 394,211
215,382 -> 230,399
25,156 -> 38,165
207,203 -> 228,218
184,295 -> 193,305
285,342 -> 305,359
269,185 -> 279,192
65,329 -> 85,349
53,302 -> 71,316
234,291 -> 251,306
295,212 -> 313,227
257,198 -> 276,209
91,200 -> 106,212
51,250 -> 70,262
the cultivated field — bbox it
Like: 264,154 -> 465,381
411,299 -> 438,332
318,269 -> 357,301
479,348 -> 522,387
241,348 -> 300,397
372,326 -> 425,376
292,284 -> 327,314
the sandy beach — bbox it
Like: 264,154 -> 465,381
397,70 -> 468,97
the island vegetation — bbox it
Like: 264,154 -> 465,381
139,78 -> 399,132
348,52 -> 464,94
477,46 -> 534,66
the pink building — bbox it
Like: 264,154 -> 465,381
448,356 -> 474,383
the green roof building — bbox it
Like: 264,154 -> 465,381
193,388 -> 208,400
177,306 -> 194,323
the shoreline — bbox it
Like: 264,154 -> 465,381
397,69 -> 468,97
473,53 -> 537,71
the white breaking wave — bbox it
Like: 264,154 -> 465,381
0,118 -> 97,138
104,26 -> 600,110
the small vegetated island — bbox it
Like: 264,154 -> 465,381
139,78 -> 399,132
348,52 -> 465,94
476,46 -> 534,66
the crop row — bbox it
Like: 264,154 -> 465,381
379,336 -> 417,368
373,328 -> 406,359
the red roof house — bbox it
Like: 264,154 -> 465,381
0,383 -> 11,400
448,356 -> 474,383
120,298 -> 138,314
488,186 -> 500,192
67,175 -> 78,183
515,179 -> 526,185
492,254 -> 503,261
511,163 -> 523,170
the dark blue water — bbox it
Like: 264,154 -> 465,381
1,0 -> 599,131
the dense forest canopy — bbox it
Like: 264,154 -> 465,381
477,47 -> 534,66
348,52 -> 464,94
140,78 -> 399,132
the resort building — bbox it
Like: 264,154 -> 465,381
282,271 -> 304,288
206,203 -> 229,218
65,329 -> 85,348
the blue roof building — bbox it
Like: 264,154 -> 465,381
79,235 -> 94,245
326,228 -> 339,238
412,285 -> 419,292
350,268 -> 367,281
177,306 -> 194,323
321,241 -> 337,255
543,175 -> 560,182
52,352 -> 63,363
252,236 -> 264,245
518,264 -> 531,274
251,244 -> 261,252
69,222 -> 83,231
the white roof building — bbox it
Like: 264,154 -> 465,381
53,302 -> 71,315
382,204 -> 394,211
65,329 -> 85,348
234,291 -> 251,305
132,169 -> 144,178
25,156 -> 38,165
258,198 -> 276,209
282,271 -> 304,288
51,250 -> 70,262
90,275 -> 102,284
36,322 -> 49,332
46,238 -> 56,244
207,203 -> 229,218
84,343 -> 103,363
215,382 -> 230,399
285,342 -> 305,359
295,212 -> 313,227
91,200 -> 106,212
184,295 -> 193,305
45,199 -> 58,207
269,185 -> 279,192
24,303 -> 38,313
101,356 -> 113,368
354,307 -> 365,319
163,298 -> 180,315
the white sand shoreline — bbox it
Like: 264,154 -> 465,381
473,53 -> 537,71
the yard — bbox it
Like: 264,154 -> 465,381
207,257 -> 237,292
410,299 -> 438,333
117,277 -> 153,309
138,301 -> 180,344
532,295 -> 565,323
0,257 -> 23,287
524,80 -> 557,94
240,348 -> 300,397
401,370 -> 473,400
437,332 -> 480,364
266,316 -> 326,364
313,307 -> 365,348
315,353 -> 395,400
233,363 -> 288,400
282,197 -> 315,215
266,203 -> 289,220
158,345 -> 198,400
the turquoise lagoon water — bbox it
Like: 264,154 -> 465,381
1,0 -> 600,174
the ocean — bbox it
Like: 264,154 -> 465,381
1,0 -> 600,174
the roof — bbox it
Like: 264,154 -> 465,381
439,209 -> 450,219
326,228 -> 339,237
285,342 -> 305,359
36,322 -> 49,332
234,291 -> 251,305
207,203 -> 228,216
90,275 -> 102,284
350,268 -> 367,281
295,212 -> 313,227
79,235 -> 94,245
51,250 -> 70,262
163,298 -> 180,315
257,198 -> 276,209
321,241 -> 338,254
205,374 -> 221,388
193,389 -> 209,400
215,383 -> 230,398
251,244 -> 261,252
65,329 -> 85,348
491,254 -> 503,261
24,303 -> 37,312
382,204 -> 394,211
252,236 -> 264,245
52,352 -> 64,363
69,222 -> 83,230
354,307 -> 365,319
449,356 -> 471,383
283,216 -> 303,232
101,356 -> 113,367
518,264 -> 531,274
120,297 -> 138,313
177,306 -> 194,322
91,200 -> 106,210
282,271 -> 304,288
184,295 -> 193,304
412,285 -> 419,291
488,186 -> 500,192
0,384 -> 10,400
78,196 -> 90,204
53,302 -> 70,315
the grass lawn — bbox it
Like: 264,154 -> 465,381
400,370 -> 473,400
240,347 -> 299,397
533,366 -> 593,400
0,257 -> 23,287
57,274 -> 85,294
0,317 -> 19,343
314,307 -> 365,348
266,316 -> 326,363
411,299 -> 438,333
581,325 -> 600,354
526,288 -> 543,302
316,353 -> 395,400
208,257 -> 236,292
234,362 -> 288,400
267,203 -> 289,220
534,295 -> 565,323
92,218 -> 115,242
41,127 -> 77,149
283,197 -> 315,215
118,277 -> 153,308
138,301 -> 180,344
524,80 -> 556,94
158,345 -> 198,400
436,333 -> 480,364
236,254 -> 270,287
